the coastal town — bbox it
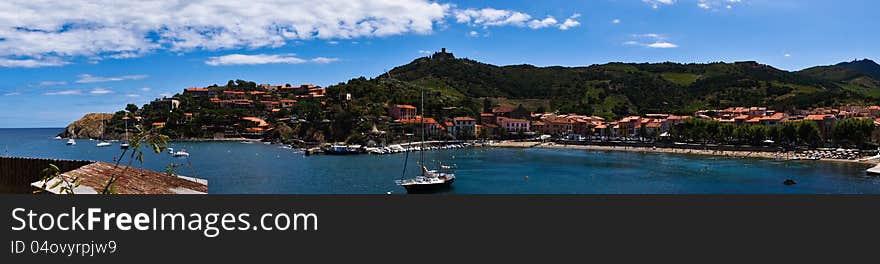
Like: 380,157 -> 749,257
115,81 -> 879,143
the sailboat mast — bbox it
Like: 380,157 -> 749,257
419,88 -> 425,172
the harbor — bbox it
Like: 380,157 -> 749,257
3,128 -> 880,194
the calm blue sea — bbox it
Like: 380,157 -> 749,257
1,128 -> 879,194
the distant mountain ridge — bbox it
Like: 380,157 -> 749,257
343,50 -> 877,119
797,59 -> 880,99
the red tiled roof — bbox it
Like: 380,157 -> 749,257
454,117 -> 476,121
184,88 -> 209,92
492,105 -> 518,113
394,104 -> 416,109
55,162 -> 207,194
805,114 -> 834,121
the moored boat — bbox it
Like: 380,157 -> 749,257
394,88 -> 457,193
867,164 -> 880,175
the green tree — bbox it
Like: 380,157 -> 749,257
831,118 -> 875,147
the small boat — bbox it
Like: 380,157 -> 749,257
172,150 -> 190,157
120,118 -> 130,149
168,147 -> 175,154
324,145 -> 363,155
66,139 -> 76,145
95,120 -> 111,147
867,164 -> 880,175
54,136 -> 62,140
395,89 -> 456,193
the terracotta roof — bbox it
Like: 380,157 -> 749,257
480,113 -> 495,117
805,114 -> 834,121
394,104 -> 416,109
531,121 -> 546,126
242,117 -> 269,127
492,105 -> 518,113
761,113 -> 785,121
152,122 -> 166,127
646,122 -> 662,128
454,117 -> 476,121
42,162 -> 207,194
184,88 -> 209,92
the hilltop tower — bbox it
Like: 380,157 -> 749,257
431,48 -> 455,60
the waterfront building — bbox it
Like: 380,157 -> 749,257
492,105 -> 530,119
497,117 -> 530,134
390,104 -> 417,120
452,117 -> 477,137
805,114 -> 838,139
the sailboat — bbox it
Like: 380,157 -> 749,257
66,139 -> 76,145
120,117 -> 130,149
395,89 -> 456,193
96,120 -> 112,147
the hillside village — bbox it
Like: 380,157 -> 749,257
69,49 -> 880,150
91,76 -> 880,150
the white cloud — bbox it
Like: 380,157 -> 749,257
418,50 -> 433,54
645,0 -> 742,10
454,8 -> 579,31
454,8 -> 532,27
612,19 -> 621,24
624,33 -> 679,49
644,0 -> 676,9
310,57 -> 339,64
558,14 -> 581,30
89,88 -> 113,95
784,53 -> 792,57
205,53 -> 338,66
126,94 -> 140,97
327,41 -> 339,45
697,0 -> 744,10
44,90 -> 82,96
0,0 -> 451,67
4,92 -> 21,96
0,58 -> 67,68
140,87 -> 151,92
528,17 -> 559,29
159,93 -> 173,98
0,1 -> 585,67
35,81 -> 67,87
646,42 -> 679,48
76,74 -> 148,83
468,31 -> 480,37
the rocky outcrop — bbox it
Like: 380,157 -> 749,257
57,113 -> 113,139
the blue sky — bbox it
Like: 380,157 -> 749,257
0,0 -> 876,128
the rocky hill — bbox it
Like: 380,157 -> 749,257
57,113 -> 114,139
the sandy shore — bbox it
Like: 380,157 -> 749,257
489,141 -> 878,165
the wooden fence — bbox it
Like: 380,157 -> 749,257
0,157 -> 94,193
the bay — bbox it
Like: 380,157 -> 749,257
2,128 -> 879,194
